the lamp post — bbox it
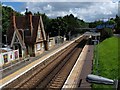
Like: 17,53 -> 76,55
58,26 -> 61,45
4,35 -> 7,45
92,35 -> 99,75
68,31 -> 71,41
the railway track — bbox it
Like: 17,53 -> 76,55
3,36 -> 87,89
36,39 -> 86,89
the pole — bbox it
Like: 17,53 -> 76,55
23,30 -> 24,44
6,36 -> 7,45
96,39 -> 99,75
4,35 -> 7,45
58,29 -> 60,45
93,36 -> 99,75
68,31 -> 70,41
114,80 -> 118,90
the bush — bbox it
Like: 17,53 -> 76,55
100,28 -> 113,41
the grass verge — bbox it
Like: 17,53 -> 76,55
92,36 -> 120,89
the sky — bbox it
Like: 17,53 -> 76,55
1,0 -> 120,22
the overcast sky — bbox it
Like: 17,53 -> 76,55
2,0 -> 120,22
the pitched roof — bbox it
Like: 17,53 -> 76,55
7,14 -> 46,45
96,24 -> 116,29
10,29 -> 26,49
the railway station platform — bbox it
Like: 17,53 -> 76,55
62,44 -> 94,89
0,35 -> 84,88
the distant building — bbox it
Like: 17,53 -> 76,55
7,11 -> 48,57
96,23 -> 115,41
96,24 -> 115,30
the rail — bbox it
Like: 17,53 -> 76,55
1,35 -> 85,89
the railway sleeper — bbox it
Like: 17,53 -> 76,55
5,36 -> 87,89
44,41 -> 87,89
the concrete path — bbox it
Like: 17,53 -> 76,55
62,45 -> 94,89
79,45 -> 94,89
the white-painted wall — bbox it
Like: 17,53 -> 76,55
0,50 -> 19,66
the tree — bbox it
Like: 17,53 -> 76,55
108,20 -> 115,25
2,5 -> 22,44
100,28 -> 113,41
115,15 -> 120,34
41,13 -> 51,34
89,20 -> 103,28
63,14 -> 79,32
33,13 -> 88,38
47,17 -> 68,37
2,6 -> 22,33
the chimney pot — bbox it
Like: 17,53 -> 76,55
26,7 -> 28,13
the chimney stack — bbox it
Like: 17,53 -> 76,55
11,12 -> 17,29
25,8 -> 33,36
29,12 -> 33,35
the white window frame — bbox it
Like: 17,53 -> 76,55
36,43 -> 41,51
38,30 -> 41,39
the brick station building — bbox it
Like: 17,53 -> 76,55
7,10 -> 48,57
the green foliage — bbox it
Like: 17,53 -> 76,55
100,28 -> 113,40
89,20 -> 103,28
2,6 -> 13,33
93,37 -> 119,89
2,5 -> 23,43
115,15 -> 120,34
2,6 -> 22,33
47,17 -> 68,37
2,5 -> 88,42
63,14 -> 88,37
41,13 -> 50,32
34,12 -> 51,34
108,20 -> 115,25
34,13 -> 88,38
89,18 -> 116,29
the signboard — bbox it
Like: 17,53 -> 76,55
3,53 -> 8,63
0,54 -> 4,66
8,51 -> 14,61
0,49 -> 19,66
14,50 -> 19,60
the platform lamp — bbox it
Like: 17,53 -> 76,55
86,74 -> 118,90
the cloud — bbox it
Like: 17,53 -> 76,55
23,2 -> 117,22
2,1 -> 118,22
43,4 -> 53,11
1,0 -> 116,2
2,4 -> 15,11
20,10 -> 26,15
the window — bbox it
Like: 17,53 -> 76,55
36,43 -> 41,51
38,31 -> 40,39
